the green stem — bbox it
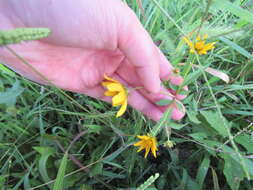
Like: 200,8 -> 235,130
150,104 -> 172,137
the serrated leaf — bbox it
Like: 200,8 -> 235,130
200,111 -> 229,137
0,81 -> 24,106
33,146 -> 55,188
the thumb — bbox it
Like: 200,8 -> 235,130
118,8 -> 161,93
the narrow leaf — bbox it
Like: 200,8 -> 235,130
53,152 -> 68,190
196,155 -> 210,188
155,99 -> 172,106
205,67 -> 229,83
211,168 -> 220,190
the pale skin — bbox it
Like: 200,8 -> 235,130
0,0 -> 187,121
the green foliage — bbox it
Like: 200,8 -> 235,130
0,80 -> 24,106
137,173 -> 159,190
0,28 -> 50,45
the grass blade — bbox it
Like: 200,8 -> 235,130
53,152 -> 68,190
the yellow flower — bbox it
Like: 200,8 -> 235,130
183,34 -> 215,55
102,75 -> 128,117
133,134 -> 158,158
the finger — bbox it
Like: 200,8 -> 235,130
118,10 -> 161,93
128,88 -> 164,121
116,58 -> 175,101
156,47 -> 173,80
137,87 -> 185,120
159,101 -> 186,120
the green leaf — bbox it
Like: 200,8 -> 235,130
0,63 -> 15,76
221,154 -> 244,190
86,125 -> 102,134
211,168 -> 220,190
0,81 -> 24,106
212,0 -> 253,24
137,173 -> 159,190
155,99 -> 172,106
104,145 -> 129,162
186,110 -> 201,124
53,152 -> 68,190
183,69 -> 202,86
189,132 -> 208,141
196,155 -> 210,188
200,111 -> 229,137
90,163 -> 103,177
33,146 -> 55,187
169,83 -> 179,91
235,134 -> 253,154
219,37 -> 253,59
169,122 -> 186,130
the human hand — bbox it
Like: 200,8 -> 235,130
0,0 -> 187,121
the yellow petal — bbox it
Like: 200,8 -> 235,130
137,135 -> 150,140
104,91 -> 117,97
116,100 -> 127,117
107,83 -> 124,92
183,37 -> 194,49
196,35 -> 201,41
195,41 -> 205,50
204,42 -> 215,50
102,81 -> 113,87
137,146 -> 145,152
151,147 -> 157,158
144,146 -> 151,158
104,74 -> 119,83
151,139 -> 158,158
198,49 -> 207,55
134,141 -> 144,147
112,91 -> 126,106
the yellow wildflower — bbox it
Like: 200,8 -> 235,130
134,134 -> 158,158
183,34 -> 215,55
102,75 -> 128,117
